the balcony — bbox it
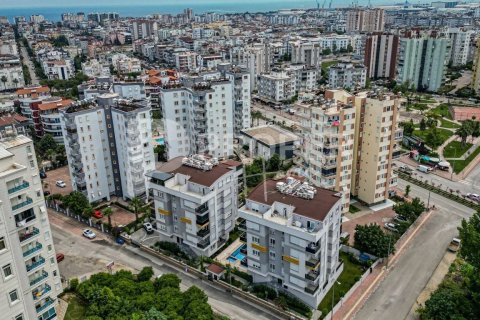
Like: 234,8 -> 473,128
306,242 -> 320,254
30,271 -> 49,287
15,208 -> 36,227
26,256 -> 46,273
305,283 -> 320,295
23,242 -> 43,258
32,284 -> 51,300
19,227 -> 40,243
8,181 -> 30,194
195,204 -> 208,214
306,257 -> 320,269
36,297 -> 55,314
38,307 -> 57,320
196,213 -> 209,225
197,228 -> 210,238
305,270 -> 320,281
12,197 -> 33,211
197,238 -> 210,249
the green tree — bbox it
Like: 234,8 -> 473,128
137,266 -> 154,282
12,78 -> 19,88
63,191 -> 90,216
425,127 -> 443,148
354,224 -> 395,258
52,35 -> 69,47
418,285 -> 474,320
0,75 -> 7,90
142,308 -> 168,320
322,48 -> 331,55
103,206 -> 113,227
419,118 -> 426,131
458,211 -> 480,268
154,274 -> 181,292
267,153 -> 281,172
130,197 -> 143,222
405,185 -> 411,197
456,125 -> 470,147
400,120 -> 415,137
36,134 -> 58,155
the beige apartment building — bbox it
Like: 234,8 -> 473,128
304,90 -> 401,211
472,39 -> 480,95
351,92 -> 402,205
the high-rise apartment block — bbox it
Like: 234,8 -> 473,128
396,36 -> 450,92
239,176 -> 343,308
147,155 -> 243,257
364,33 -> 399,80
445,28 -> 474,67
351,93 -> 401,205
346,9 -> 385,33
160,79 -> 234,160
472,39 -> 480,95
60,94 -> 155,203
328,62 -> 367,90
0,133 -> 61,320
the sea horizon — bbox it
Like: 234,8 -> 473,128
0,1 -> 397,22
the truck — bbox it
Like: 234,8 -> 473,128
448,238 -> 461,252
417,165 -> 433,173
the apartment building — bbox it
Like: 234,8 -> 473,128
81,59 -> 111,78
364,33 -> 399,80
346,8 -> 385,33
60,94 -> 155,203
131,19 -> 159,41
111,54 -> 142,74
42,60 -> 74,81
257,72 -> 296,102
174,51 -> 199,72
239,176 -> 343,308
396,36 -> 450,92
15,86 -> 51,124
290,41 -> 322,68
160,78 -> 234,160
0,114 -> 30,139
0,133 -> 61,320
472,39 -> 480,94
286,65 -> 319,93
0,55 -> 25,91
34,97 -> 72,144
303,92 -> 356,212
328,62 -> 367,90
351,93 -> 401,206
445,28 -> 474,67
147,155 -> 243,257
223,67 -> 252,137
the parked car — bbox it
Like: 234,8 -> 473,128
55,180 -> 66,188
82,229 -> 96,239
448,238 -> 461,252
92,210 -> 103,219
56,253 -> 65,263
143,222 -> 154,234
39,170 -> 47,179
43,190 -> 51,196
466,193 -> 480,202
417,165 -> 433,173
394,215 -> 409,223
398,165 -> 413,175
384,222 -> 399,232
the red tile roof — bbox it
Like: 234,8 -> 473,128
207,263 -> 225,274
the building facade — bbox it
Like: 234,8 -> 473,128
328,62 -> 367,90
472,39 -> 480,95
147,156 -> 243,257
239,176 -> 343,308
0,134 -> 61,320
0,55 -> 25,91
364,33 -> 399,80
346,9 -> 385,33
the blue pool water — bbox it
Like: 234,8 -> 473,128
155,137 -> 165,145
227,244 -> 247,263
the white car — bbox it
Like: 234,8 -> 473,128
384,223 -> 399,233
82,229 -> 96,239
55,180 -> 66,188
466,193 -> 480,202
143,222 -> 154,234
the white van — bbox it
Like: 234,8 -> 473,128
417,165 -> 433,173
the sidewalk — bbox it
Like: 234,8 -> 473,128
333,208 -> 435,320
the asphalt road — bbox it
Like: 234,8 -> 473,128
354,179 -> 474,320
50,213 -> 279,320
20,44 -> 39,85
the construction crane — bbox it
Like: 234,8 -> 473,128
329,0 -> 333,9
315,0 -> 320,10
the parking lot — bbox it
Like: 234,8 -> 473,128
342,207 -> 397,246
95,204 -> 137,227
42,166 -> 72,196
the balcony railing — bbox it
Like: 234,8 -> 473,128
8,181 -> 30,194
26,257 -> 46,272
305,257 -> 320,268
30,271 -> 49,287
196,214 -> 209,225
12,197 -> 33,211
305,270 -> 320,281
195,204 -> 208,214
35,298 -> 55,314
19,227 -> 40,243
197,228 -> 210,238
305,283 -> 320,295
23,242 -> 43,257
197,238 -> 210,249
306,243 -> 320,254
32,284 -> 51,300
38,307 -> 57,320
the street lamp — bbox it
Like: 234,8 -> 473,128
331,281 -> 341,320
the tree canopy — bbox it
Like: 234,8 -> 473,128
354,224 -> 396,258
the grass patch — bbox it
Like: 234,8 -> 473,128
439,118 -> 460,129
317,252 -> 365,318
448,145 -> 480,173
349,205 -> 361,214
443,141 -> 472,159
413,128 -> 454,148
321,60 -> 338,73
430,104 -> 452,119
64,295 -> 86,320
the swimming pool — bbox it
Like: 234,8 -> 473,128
155,137 -> 165,145
227,244 -> 247,263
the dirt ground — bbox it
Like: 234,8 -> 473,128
42,166 -> 73,196
96,204 -> 137,227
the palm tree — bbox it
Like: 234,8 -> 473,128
129,197 -> 143,222
82,206 -> 93,219
103,206 -> 113,227
12,78 -> 19,88
0,75 -> 7,90
456,126 -> 470,147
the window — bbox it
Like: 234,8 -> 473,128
9,289 -> 18,304
269,264 -> 275,272
269,238 -> 275,246
252,250 -> 260,257
269,251 -> 276,259
15,314 -> 23,320
251,236 -> 259,244
3,264 -> 12,278
0,237 -> 5,251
